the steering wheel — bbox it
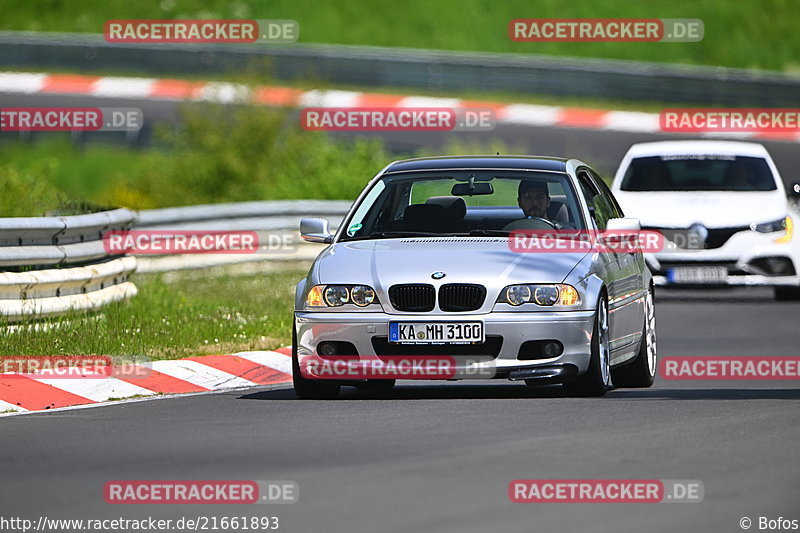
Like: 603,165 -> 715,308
527,216 -> 558,229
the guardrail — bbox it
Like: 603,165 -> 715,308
133,200 -> 349,273
0,201 -> 350,322
1,31 -> 798,106
0,208 -> 138,322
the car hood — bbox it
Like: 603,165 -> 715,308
614,190 -> 787,228
315,238 -> 587,288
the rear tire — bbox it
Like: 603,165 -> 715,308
611,287 -> 656,388
292,323 -> 341,399
775,286 -> 800,301
563,296 -> 610,397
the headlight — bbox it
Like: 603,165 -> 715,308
752,217 -> 787,233
350,285 -> 376,307
505,285 -> 531,306
497,284 -> 581,306
323,286 -> 349,307
305,285 -> 380,308
533,285 -> 559,306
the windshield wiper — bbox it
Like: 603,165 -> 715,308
467,229 -> 512,236
345,231 -> 444,241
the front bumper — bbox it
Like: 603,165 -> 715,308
648,230 -> 800,287
295,310 -> 596,380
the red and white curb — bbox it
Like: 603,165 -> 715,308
0,348 -> 292,416
1,71 -> 797,143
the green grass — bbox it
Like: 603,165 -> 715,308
0,104 -> 393,216
0,267 -> 307,359
0,0 -> 797,72
1,103 -> 546,217
0,139 -> 150,216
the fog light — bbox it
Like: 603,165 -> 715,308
543,341 -> 563,357
766,257 -> 792,274
517,340 -> 564,360
749,256 -> 796,276
317,342 -> 338,356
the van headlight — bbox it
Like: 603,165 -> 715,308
752,217 -> 787,233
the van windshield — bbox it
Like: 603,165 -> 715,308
620,155 -> 777,192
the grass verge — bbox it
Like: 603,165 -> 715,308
2,101 -> 564,216
0,103 -> 392,216
0,0 -> 797,72
0,267 -> 306,360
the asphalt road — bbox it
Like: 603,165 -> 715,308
2,90 -> 799,533
1,287 -> 799,533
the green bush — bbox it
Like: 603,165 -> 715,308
147,104 -> 391,204
0,163 -> 64,217
0,104 -> 394,214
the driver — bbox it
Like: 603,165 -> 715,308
503,180 -> 557,230
518,180 -> 550,219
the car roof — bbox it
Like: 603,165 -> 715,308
384,155 -> 567,173
624,140 -> 769,158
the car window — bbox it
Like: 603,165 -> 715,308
338,170 -> 586,240
577,170 -> 613,230
589,169 -> 624,218
344,180 -> 387,237
620,155 -> 777,191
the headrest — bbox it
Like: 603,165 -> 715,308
403,203 -> 446,225
425,196 -> 467,219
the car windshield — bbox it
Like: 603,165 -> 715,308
620,155 -> 777,192
338,170 -> 586,241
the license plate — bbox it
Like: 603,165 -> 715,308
666,266 -> 728,284
389,322 -> 484,344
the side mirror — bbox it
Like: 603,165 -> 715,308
791,181 -> 800,197
300,218 -> 334,243
606,217 -> 641,232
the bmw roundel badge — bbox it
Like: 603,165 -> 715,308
431,271 -> 446,280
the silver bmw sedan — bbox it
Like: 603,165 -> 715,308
293,156 -> 656,398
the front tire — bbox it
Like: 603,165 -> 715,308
611,286 -> 657,388
775,286 -> 800,301
563,295 -> 610,397
292,322 -> 341,399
